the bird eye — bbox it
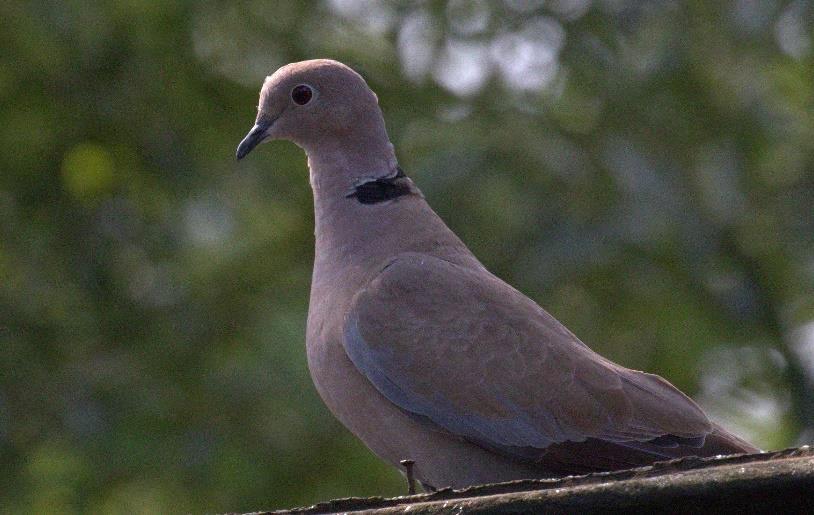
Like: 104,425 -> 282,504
291,84 -> 313,105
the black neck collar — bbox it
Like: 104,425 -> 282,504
346,167 -> 414,205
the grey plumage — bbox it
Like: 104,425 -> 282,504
236,59 -> 759,489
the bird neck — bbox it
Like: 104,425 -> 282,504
305,140 -> 478,290
306,133 -> 399,205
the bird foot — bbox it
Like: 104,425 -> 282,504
399,459 -> 416,495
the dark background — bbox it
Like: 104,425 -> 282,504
2,0 -> 813,512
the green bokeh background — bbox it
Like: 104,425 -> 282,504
2,0 -> 813,512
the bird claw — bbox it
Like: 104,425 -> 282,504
399,459 -> 416,495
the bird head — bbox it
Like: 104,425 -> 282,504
236,59 -> 383,160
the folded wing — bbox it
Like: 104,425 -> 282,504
342,253 -> 712,455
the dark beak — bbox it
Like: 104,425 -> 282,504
236,119 -> 272,160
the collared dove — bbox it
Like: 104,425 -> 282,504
236,59 -> 759,490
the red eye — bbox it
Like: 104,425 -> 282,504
291,85 -> 313,105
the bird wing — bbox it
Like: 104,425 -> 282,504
342,252 -> 712,453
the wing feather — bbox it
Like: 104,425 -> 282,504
342,253 -> 712,452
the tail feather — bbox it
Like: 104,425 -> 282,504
701,424 -> 761,455
483,424 -> 760,477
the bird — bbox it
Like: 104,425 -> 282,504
236,59 -> 760,491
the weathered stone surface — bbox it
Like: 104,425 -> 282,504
249,447 -> 814,514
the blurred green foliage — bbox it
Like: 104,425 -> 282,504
1,0 -> 813,512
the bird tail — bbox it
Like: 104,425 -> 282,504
700,424 -> 761,455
